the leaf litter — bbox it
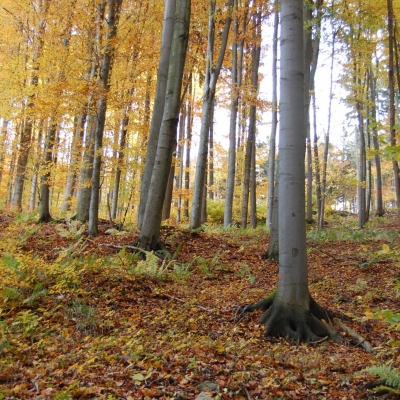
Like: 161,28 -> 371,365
0,211 -> 399,399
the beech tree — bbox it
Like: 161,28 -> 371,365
137,0 -> 190,250
241,0 -> 341,342
190,0 -> 234,229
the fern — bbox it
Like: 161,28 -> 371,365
364,365 -> 400,389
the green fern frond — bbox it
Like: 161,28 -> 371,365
364,365 -> 400,389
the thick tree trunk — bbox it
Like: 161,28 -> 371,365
241,0 -> 341,343
190,0 -> 233,229
138,0 -> 176,228
137,0 -> 190,250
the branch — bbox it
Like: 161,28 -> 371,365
334,318 -> 375,354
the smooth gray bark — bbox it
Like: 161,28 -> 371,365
266,3 -> 279,229
137,0 -> 190,250
224,0 -> 239,228
387,0 -> 400,222
184,89 -> 193,219
138,0 -> 176,228
242,0 -> 341,344
241,12 -> 261,228
318,30 -> 336,231
369,63 -> 383,217
88,0 -> 123,236
190,0 -> 234,229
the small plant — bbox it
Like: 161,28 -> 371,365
134,251 -> 168,278
236,263 -> 257,284
11,310 -> 41,342
0,287 -> 22,305
23,282 -> 47,306
57,220 -> 86,239
363,364 -> 400,394
172,262 -> 192,280
67,301 -> 99,334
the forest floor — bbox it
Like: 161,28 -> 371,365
0,211 -> 400,399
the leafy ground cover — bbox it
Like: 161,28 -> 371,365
0,211 -> 399,399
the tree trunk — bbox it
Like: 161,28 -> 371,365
111,111 -> 129,220
138,0 -> 176,228
176,103 -> 186,223
61,114 -> 85,213
387,0 -> 400,222
88,0 -> 123,236
184,88 -> 193,219
267,160 -> 279,261
266,2 -> 279,230
137,0 -> 190,250
39,119 -> 57,222
241,11 -> 261,229
224,0 -> 239,227
319,29 -> 336,231
242,0 -> 341,344
190,0 -> 234,229
369,63 -> 383,217
11,0 -> 48,211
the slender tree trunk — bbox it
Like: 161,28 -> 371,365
387,0 -> 400,222
61,114 -> 85,213
241,11 -> 261,228
319,29 -> 336,231
356,97 -> 366,228
208,101 -> 215,201
176,103 -> 186,223
312,92 -> 321,217
190,0 -> 234,229
29,128 -> 42,212
111,111 -> 129,220
184,88 -> 193,219
138,0 -> 177,228
137,0 -> 190,250
0,120 -> 8,187
267,2 -> 279,229
224,0 -> 239,227
39,118 -> 57,222
249,134 -> 257,228
369,63 -> 383,216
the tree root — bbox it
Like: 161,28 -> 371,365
239,292 -> 342,344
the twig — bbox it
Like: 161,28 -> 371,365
334,318 -> 375,354
306,241 -> 341,261
243,387 -> 251,400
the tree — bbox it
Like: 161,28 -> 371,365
137,0 -> 176,229
190,0 -> 234,229
137,0 -> 190,250
241,0 -> 341,343
88,0 -> 123,236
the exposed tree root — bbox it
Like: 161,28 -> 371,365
239,292 -> 342,344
